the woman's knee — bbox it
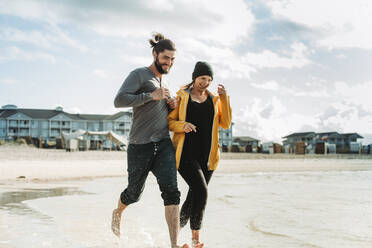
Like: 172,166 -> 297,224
192,184 -> 208,203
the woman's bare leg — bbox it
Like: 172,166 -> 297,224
191,230 -> 204,248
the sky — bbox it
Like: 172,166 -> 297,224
0,0 -> 372,144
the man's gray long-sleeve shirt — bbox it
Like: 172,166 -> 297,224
114,67 -> 170,144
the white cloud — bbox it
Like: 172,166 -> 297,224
0,0 -> 255,45
142,0 -> 175,11
336,54 -> 347,59
316,101 -> 372,135
281,85 -> 330,98
334,81 -> 372,109
251,80 -> 279,90
361,133 -> 372,145
0,0 -> 58,23
266,0 -> 372,50
177,38 -> 257,79
242,42 -> 312,69
233,97 -> 299,142
252,77 -> 331,97
0,46 -> 56,63
0,78 -> 18,85
176,41 -> 312,81
275,76 -> 331,98
93,70 -> 110,79
0,27 -> 87,51
119,54 -> 152,67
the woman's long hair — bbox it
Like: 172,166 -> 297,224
182,80 -> 194,90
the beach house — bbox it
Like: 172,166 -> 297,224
0,104 -> 131,149
232,136 -> 261,152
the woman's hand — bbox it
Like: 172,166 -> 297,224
217,84 -> 226,95
184,122 -> 197,133
167,97 -> 179,109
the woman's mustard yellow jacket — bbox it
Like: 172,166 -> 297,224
168,89 -> 232,171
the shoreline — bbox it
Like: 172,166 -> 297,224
1,146 -> 372,182
1,144 -> 372,160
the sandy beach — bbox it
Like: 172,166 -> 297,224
1,145 -> 372,182
1,144 -> 372,248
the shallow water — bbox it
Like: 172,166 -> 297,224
1,171 -> 372,248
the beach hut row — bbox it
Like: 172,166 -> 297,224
282,132 -> 368,154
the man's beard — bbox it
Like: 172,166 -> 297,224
155,56 -> 171,74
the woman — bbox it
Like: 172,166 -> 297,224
168,61 -> 232,247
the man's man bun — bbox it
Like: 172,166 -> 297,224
148,32 -> 176,54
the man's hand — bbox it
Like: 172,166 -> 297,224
167,97 -> 179,110
150,88 -> 170,100
184,122 -> 197,133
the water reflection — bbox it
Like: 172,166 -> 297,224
0,187 -> 89,219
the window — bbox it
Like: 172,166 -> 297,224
41,121 -> 48,128
72,122 -> 79,129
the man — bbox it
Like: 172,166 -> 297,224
111,33 -> 196,248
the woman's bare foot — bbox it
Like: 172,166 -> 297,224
192,239 -> 204,248
111,209 -> 121,237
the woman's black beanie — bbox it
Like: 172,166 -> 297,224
192,61 -> 213,81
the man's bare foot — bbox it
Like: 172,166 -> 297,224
111,209 -> 121,237
172,244 -> 190,248
173,244 -> 189,248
